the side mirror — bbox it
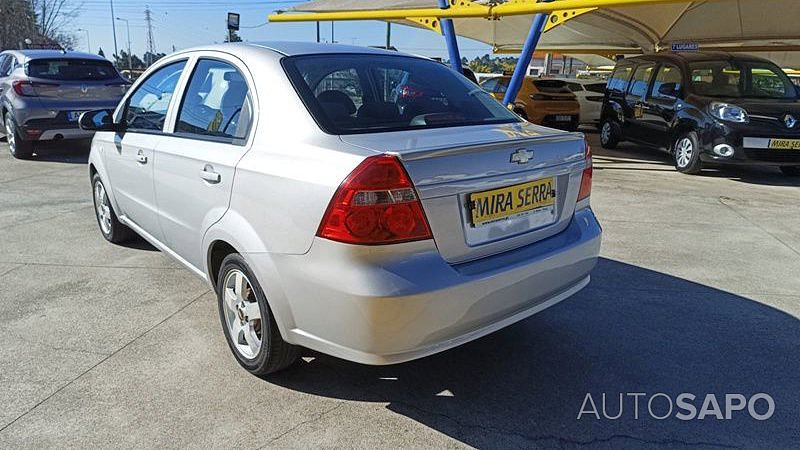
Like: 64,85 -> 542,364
658,82 -> 679,98
78,109 -> 119,132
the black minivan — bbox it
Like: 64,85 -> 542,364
599,52 -> 800,175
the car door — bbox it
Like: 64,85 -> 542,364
623,62 -> 656,142
104,59 -> 188,242
153,56 -> 255,270
642,63 -> 684,149
583,82 -> 607,124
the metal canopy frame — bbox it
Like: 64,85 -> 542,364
269,0 -> 737,107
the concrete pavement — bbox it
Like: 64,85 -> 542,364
0,134 -> 798,448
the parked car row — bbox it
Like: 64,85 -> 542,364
0,50 -> 130,159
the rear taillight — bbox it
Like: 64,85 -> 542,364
577,140 -> 593,202
12,80 -> 37,97
317,155 -> 433,245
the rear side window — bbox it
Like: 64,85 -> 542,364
175,59 -> 252,140
27,58 -> 117,81
628,63 -> 655,98
533,79 -> 571,93
282,54 -> 518,135
585,83 -> 607,94
607,63 -> 633,93
125,60 -> 187,131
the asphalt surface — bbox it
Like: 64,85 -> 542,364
0,132 -> 798,449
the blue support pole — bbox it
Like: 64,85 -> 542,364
437,0 -> 462,73
502,12 -> 549,107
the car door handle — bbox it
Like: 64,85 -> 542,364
135,150 -> 148,164
199,166 -> 221,184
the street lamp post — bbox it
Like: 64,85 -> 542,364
77,28 -> 91,52
110,0 -> 119,58
116,17 -> 132,73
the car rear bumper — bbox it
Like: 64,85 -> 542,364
14,102 -> 119,141
255,207 -> 601,365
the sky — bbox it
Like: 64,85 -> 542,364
70,0 -> 495,60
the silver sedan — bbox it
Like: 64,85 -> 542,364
82,42 -> 601,375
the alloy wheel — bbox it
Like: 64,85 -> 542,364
93,180 -> 113,235
5,115 -> 16,155
222,269 -> 263,359
675,137 -> 694,168
601,122 -> 612,145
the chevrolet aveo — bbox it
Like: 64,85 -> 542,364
81,42 -> 601,375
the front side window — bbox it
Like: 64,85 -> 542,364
689,60 -> 796,99
175,59 -> 252,140
607,63 -> 633,93
628,63 -> 655,98
282,54 -> 519,134
651,64 -> 683,99
125,60 -> 187,131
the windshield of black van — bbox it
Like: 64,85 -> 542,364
282,54 -> 519,135
689,60 -> 797,99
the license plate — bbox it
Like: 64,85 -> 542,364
555,115 -> 572,122
470,177 -> 556,226
67,111 -> 86,122
768,139 -> 800,150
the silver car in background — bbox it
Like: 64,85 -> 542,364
0,50 -> 129,159
82,42 -> 601,375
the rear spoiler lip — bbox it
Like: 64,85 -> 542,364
387,132 -> 585,162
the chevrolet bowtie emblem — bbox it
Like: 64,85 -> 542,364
510,148 -> 534,164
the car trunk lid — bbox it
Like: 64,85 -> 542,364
340,122 -> 588,263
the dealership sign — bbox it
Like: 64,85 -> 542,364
672,42 -> 700,52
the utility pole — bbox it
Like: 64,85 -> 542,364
116,17 -> 132,73
144,6 -> 156,66
110,0 -> 119,59
77,28 -> 91,52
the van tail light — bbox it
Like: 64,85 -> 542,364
577,140 -> 593,202
317,155 -> 433,245
12,81 -> 38,97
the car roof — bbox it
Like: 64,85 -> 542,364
622,51 -> 774,65
172,41 -> 412,59
1,49 -> 110,63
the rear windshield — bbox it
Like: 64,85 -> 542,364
26,58 -> 118,81
532,79 -> 571,94
282,54 -> 519,135
689,60 -> 797,99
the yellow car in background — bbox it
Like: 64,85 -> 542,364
481,76 -> 581,131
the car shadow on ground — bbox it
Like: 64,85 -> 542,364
589,135 -> 800,187
267,258 -> 799,448
29,141 -> 91,164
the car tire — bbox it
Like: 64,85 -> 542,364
217,253 -> 299,376
780,166 -> 800,177
5,113 -> 33,159
600,119 -> 621,149
673,131 -> 703,174
91,173 -> 134,244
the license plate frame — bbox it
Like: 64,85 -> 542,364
469,177 -> 557,227
768,138 -> 800,150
